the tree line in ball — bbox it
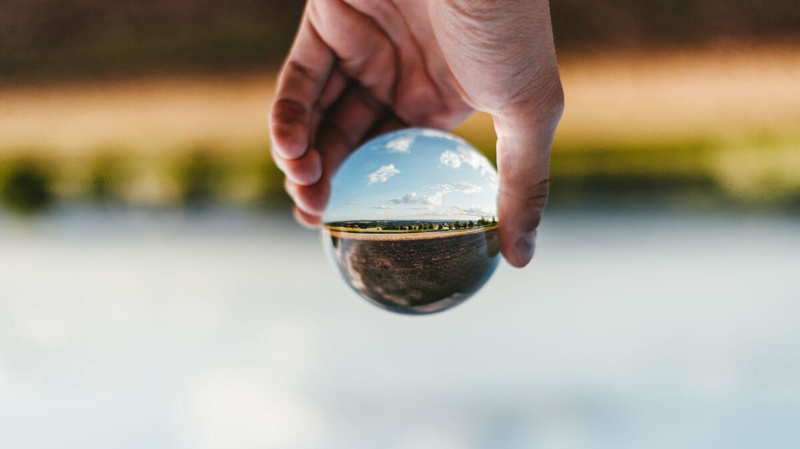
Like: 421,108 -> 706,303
326,217 -> 497,233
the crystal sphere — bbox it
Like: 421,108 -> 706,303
322,128 -> 500,314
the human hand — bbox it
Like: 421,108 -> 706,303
270,0 -> 564,267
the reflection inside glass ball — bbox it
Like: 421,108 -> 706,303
322,128 -> 500,315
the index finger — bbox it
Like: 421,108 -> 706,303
270,10 -> 336,160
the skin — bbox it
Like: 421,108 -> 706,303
270,0 -> 564,267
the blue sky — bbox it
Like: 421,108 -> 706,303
324,128 -> 498,222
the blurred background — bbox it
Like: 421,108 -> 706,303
0,1 -> 799,448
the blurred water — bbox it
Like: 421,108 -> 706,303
0,208 -> 798,449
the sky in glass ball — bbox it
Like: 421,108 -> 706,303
324,128 -> 499,223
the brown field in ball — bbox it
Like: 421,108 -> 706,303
323,225 -> 500,314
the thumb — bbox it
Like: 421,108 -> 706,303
493,101 -> 563,267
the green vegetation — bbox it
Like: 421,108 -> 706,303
0,160 -> 54,215
326,219 -> 498,234
547,139 -> 800,211
1,133 -> 799,217
456,131 -> 800,213
0,146 -> 289,214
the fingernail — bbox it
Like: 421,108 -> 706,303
515,232 -> 535,266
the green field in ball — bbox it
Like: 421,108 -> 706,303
324,223 -> 499,240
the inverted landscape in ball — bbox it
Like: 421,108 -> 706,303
322,128 -> 500,315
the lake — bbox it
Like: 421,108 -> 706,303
0,207 -> 798,449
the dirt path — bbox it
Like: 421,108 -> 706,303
0,74 -> 275,157
1,45 -> 798,156
555,45 -> 800,147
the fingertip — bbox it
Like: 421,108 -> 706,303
271,122 -> 307,159
280,148 -> 323,186
497,185 -> 545,268
270,101 -> 310,159
284,178 -> 330,216
293,206 -> 322,229
501,229 -> 536,268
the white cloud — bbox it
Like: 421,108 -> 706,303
452,205 -> 495,218
387,183 -> 483,210
440,146 -> 487,171
439,146 -> 499,185
386,182 -> 483,209
367,164 -> 400,185
440,150 -> 461,168
422,205 -> 495,219
390,192 -> 441,206
370,205 -> 393,209
425,182 -> 483,194
459,145 -> 484,169
385,136 -> 414,153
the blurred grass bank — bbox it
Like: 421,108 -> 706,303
1,45 -> 798,215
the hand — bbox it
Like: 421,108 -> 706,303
270,0 -> 564,267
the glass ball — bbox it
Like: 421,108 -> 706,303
322,128 -> 500,314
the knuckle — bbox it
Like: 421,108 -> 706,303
286,60 -> 322,85
446,0 -> 501,19
504,71 -> 564,127
272,98 -> 308,125
500,177 -> 550,212
542,77 -> 565,121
